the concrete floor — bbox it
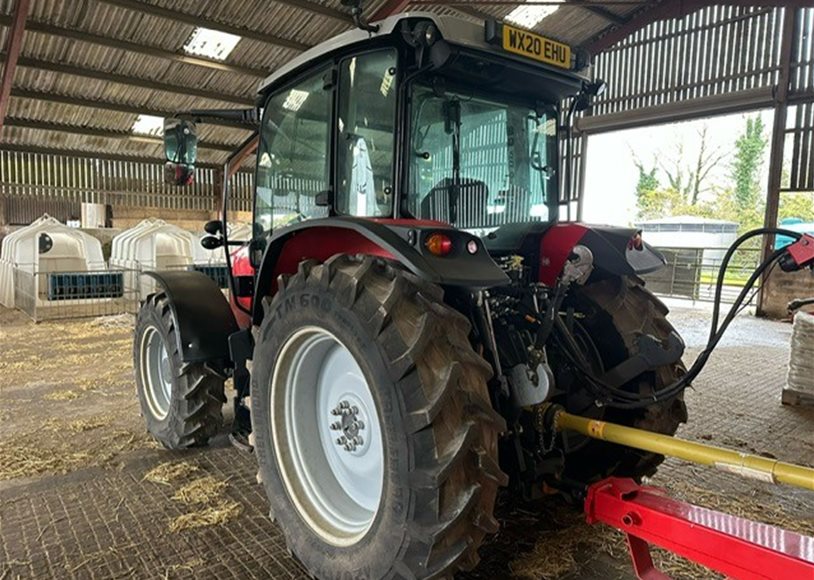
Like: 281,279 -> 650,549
0,302 -> 812,579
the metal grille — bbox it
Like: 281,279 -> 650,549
591,5 -> 784,116
228,169 -> 255,213
790,8 -> 814,94
785,101 -> 814,192
12,265 -> 141,322
783,8 -> 814,193
642,245 -> 764,303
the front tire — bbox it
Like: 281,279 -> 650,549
251,255 -> 507,579
134,292 -> 226,449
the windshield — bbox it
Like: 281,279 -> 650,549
407,82 -> 558,233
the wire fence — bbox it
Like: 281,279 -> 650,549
641,246 -> 764,303
10,264 -> 232,322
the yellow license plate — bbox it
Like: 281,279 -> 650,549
501,24 -> 571,69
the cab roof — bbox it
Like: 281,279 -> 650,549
257,12 -> 588,97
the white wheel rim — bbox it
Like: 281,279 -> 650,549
140,326 -> 173,420
271,326 -> 384,546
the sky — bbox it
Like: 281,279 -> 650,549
581,109 -> 774,227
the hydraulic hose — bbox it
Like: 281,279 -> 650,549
562,228 -> 804,409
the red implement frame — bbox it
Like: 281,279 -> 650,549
584,478 -> 814,580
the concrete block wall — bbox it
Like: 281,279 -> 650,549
760,268 -> 814,318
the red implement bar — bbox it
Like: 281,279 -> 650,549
585,478 -> 814,580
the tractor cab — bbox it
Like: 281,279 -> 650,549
250,14 -> 592,240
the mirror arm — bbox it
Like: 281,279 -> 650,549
221,132 -> 259,318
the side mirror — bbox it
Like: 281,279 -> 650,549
200,235 -> 224,250
204,220 -> 224,235
574,79 -> 607,112
163,118 -> 198,186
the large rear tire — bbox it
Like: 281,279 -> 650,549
134,292 -> 226,449
250,255 -> 507,579
561,276 -> 689,482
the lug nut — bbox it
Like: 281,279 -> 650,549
351,405 -> 359,414
339,401 -> 350,409
331,408 -> 340,416
330,421 -> 341,430
353,436 -> 363,445
357,421 -> 364,430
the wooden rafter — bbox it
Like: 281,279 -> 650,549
0,0 -> 29,132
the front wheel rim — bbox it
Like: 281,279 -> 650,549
270,326 -> 384,547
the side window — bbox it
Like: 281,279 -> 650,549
255,71 -> 331,235
336,50 -> 397,217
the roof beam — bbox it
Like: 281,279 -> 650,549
0,0 -> 30,132
584,0 -> 813,55
371,0 -> 411,21
0,13 -> 270,77
94,0 -> 315,51
272,0 -> 351,22
0,53 -> 253,106
4,117 -> 239,152
10,88 -> 256,129
580,5 -> 629,25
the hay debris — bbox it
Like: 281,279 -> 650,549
162,558 -> 204,579
44,390 -> 80,401
143,461 -> 200,485
169,500 -> 241,532
0,443 -> 91,480
172,476 -> 229,505
44,417 -> 111,433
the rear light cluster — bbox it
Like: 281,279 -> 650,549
425,233 -> 453,256
423,232 -> 480,257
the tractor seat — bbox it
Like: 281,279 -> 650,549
419,178 -> 489,228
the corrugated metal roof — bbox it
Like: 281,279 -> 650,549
0,0 -> 654,164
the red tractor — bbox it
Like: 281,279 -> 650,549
134,11 -> 689,579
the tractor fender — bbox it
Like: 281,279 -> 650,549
143,270 -> 239,363
252,217 -> 509,324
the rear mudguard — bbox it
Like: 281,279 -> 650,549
251,217 -> 510,325
142,270 -> 239,363
483,222 -> 665,286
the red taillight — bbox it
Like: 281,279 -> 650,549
425,233 -> 453,256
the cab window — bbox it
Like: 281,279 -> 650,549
255,70 -> 331,235
336,50 -> 397,217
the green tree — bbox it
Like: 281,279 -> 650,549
779,192 -> 814,222
730,116 -> 767,210
633,158 -> 662,219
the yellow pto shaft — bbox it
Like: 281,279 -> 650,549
546,406 -> 814,492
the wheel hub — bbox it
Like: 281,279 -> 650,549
330,399 -> 367,453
